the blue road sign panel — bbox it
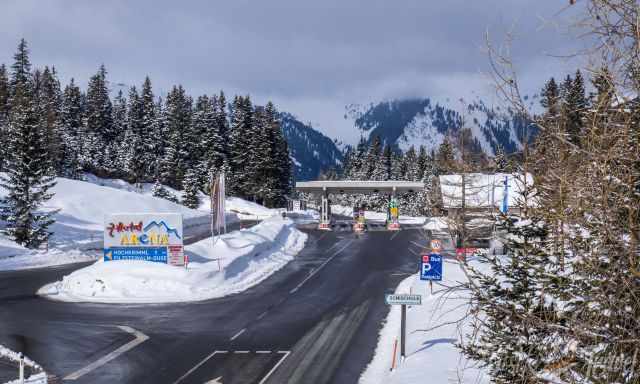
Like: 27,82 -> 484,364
420,253 -> 443,281
104,247 -> 168,263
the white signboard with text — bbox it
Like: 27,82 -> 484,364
104,213 -> 184,266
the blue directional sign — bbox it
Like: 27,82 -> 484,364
420,253 -> 443,281
104,247 -> 168,263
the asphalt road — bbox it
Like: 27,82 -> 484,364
0,223 -> 431,384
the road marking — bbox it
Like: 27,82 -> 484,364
256,350 -> 271,354
234,350 -> 250,354
205,376 -> 223,384
410,241 -> 428,249
258,351 -> 291,384
64,325 -> 149,381
172,351 -> 228,384
289,240 -> 353,294
230,328 -> 246,341
390,230 -> 401,240
256,310 -> 269,320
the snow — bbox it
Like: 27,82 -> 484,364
0,173 -> 283,271
0,344 -> 45,384
360,259 -> 488,384
423,216 -> 449,231
37,216 -> 307,303
4,373 -> 47,384
0,176 -> 210,271
439,173 -> 535,209
330,205 -> 425,225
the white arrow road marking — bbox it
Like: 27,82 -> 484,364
205,376 -> 223,384
64,325 -> 149,381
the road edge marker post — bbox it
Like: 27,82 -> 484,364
390,339 -> 398,371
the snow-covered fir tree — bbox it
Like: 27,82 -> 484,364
0,40 -> 57,248
151,178 -> 179,203
181,168 -> 201,209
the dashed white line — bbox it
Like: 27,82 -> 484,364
256,350 -> 271,354
410,240 -> 428,249
390,230 -> 401,240
258,351 -> 291,384
230,328 -> 246,341
64,325 -> 149,381
234,350 -> 250,354
289,240 -> 353,294
256,311 -> 269,320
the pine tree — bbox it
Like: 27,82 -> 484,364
109,89 -> 127,173
151,178 -> 179,203
382,144 -> 393,180
36,67 -> 63,174
139,76 -> 156,178
462,174 -> 556,383
84,65 -> 114,171
436,138 -> 455,173
564,71 -> 587,146
404,146 -> 419,181
181,168 -> 201,209
60,79 -> 84,179
161,85 -> 191,188
0,64 -> 10,172
493,145 -> 510,172
0,40 -> 57,248
228,95 -> 254,197
123,86 -> 145,184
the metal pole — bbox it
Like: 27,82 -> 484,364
401,304 -> 407,358
19,353 -> 24,384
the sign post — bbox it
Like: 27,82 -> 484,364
385,293 -> 422,358
420,253 -> 443,294
387,199 -> 400,231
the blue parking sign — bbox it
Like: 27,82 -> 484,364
420,253 -> 442,281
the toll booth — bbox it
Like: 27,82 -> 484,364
353,204 -> 366,232
387,198 -> 400,231
294,181 -> 423,231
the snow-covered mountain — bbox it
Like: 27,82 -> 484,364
347,98 -> 535,156
280,113 -> 343,181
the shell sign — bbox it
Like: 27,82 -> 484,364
103,213 -> 184,266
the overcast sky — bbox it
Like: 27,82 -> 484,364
0,0 -> 588,144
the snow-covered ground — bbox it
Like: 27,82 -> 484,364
38,216 -> 307,303
331,205 -> 426,225
0,344 -> 45,384
86,173 -> 279,220
360,259 -> 488,384
0,173 -> 284,271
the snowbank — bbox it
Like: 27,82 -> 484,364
0,235 -> 28,259
0,344 -> 45,384
222,197 -> 277,220
360,259 -> 488,384
331,205 -> 425,224
85,173 -> 277,219
38,216 -> 307,303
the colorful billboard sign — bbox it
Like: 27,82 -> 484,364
104,213 -> 184,266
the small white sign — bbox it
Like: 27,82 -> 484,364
385,293 -> 422,306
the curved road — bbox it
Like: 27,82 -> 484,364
0,224 -> 430,384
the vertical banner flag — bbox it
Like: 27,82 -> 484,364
210,171 -> 227,239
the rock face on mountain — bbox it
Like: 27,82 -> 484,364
280,113 -> 343,181
348,98 -> 535,155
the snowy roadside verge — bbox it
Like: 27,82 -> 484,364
0,345 -> 46,384
37,216 -> 307,304
359,260 -> 487,384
